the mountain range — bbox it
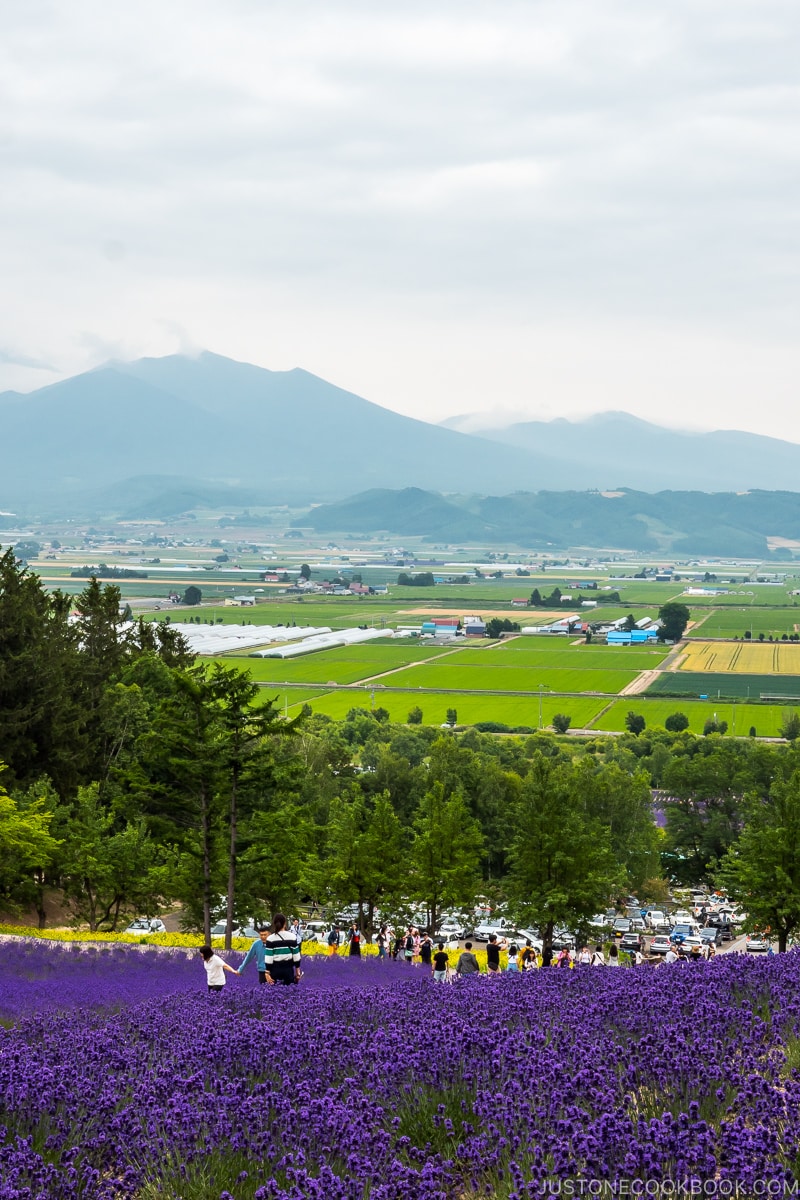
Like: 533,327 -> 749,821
4,351 -> 800,519
298,486 -> 800,557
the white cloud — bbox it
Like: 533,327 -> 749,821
1,0 -> 800,442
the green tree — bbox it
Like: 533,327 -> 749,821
410,782 -> 483,933
445,707 -> 458,727
407,706 -> 423,725
300,563 -> 311,580
182,585 -> 202,605
665,712 -> 690,732
658,602 -> 690,642
780,711 -> 800,741
718,771 -> 800,951
58,783 -> 169,931
506,755 -> 623,952
551,713 -> 572,734
625,712 -> 646,735
0,770 -> 61,917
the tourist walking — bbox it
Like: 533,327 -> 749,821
455,942 -> 481,976
200,946 -> 238,992
237,926 -> 271,984
432,942 -> 449,982
262,913 -> 302,985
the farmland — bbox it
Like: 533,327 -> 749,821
679,639 -> 800,674
647,672 -> 800,701
299,689 -> 608,728
688,606 -> 800,639
592,698 -> 793,737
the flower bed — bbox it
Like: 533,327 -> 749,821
2,942 -> 800,1197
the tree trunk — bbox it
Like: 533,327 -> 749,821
779,930 -> 788,953
225,766 -> 238,951
201,783 -> 212,944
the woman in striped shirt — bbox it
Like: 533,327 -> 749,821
263,913 -> 302,986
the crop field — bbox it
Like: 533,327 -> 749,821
302,690 -> 607,728
460,642 -> 670,669
205,644 -> 456,686
679,640 -> 800,675
591,698 -> 792,737
688,606 -> 800,639
378,662 -> 639,694
647,672 -> 800,701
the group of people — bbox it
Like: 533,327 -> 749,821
200,913 -> 302,990
200,915 -> 724,992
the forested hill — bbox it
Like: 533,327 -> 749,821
296,487 -> 800,555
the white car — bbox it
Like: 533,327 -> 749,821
125,918 -> 166,936
474,918 -> 512,942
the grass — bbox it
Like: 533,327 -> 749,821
688,606 -> 800,638
647,672 -> 800,700
590,699 -> 792,736
384,663 -> 639,693
203,645 -> 456,685
304,691 -> 608,728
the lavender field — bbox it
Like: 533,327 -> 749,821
2,942 -> 800,1199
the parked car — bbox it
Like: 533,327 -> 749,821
746,934 -> 770,953
551,929 -> 576,951
474,918 -> 512,942
124,917 -> 166,936
682,935 -> 705,956
619,932 -> 643,954
210,921 -> 242,938
612,918 -> 631,939
649,934 -> 672,956
699,926 -> 723,947
301,920 -> 328,942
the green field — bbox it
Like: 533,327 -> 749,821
647,672 -> 800,701
688,606 -> 800,639
590,699 -> 793,737
459,642 -> 669,669
303,690 -> 607,729
383,663 -> 638,694
205,644 -> 456,685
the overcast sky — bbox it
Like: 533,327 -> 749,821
2,0 -> 800,438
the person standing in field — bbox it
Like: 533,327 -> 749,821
347,922 -> 362,957
419,931 -> 433,969
327,924 -> 340,957
455,942 -> 481,977
236,926 -> 271,984
262,913 -> 302,986
200,946 -> 239,992
486,933 -> 507,975
376,925 -> 389,960
432,942 -> 449,982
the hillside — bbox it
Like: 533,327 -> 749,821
298,487 -> 800,555
443,411 -> 800,493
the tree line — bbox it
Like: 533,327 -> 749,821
2,549 -> 800,950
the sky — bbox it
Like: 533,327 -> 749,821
2,0 -> 800,438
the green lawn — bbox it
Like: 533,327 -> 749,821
304,690 -> 607,728
204,645 -> 456,685
383,663 -> 638,694
590,699 -> 794,737
458,643 -> 669,669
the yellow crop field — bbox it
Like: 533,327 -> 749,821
679,640 -> 800,675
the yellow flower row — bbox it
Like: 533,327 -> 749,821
0,926 -> 506,970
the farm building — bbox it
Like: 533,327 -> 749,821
607,629 -> 659,645
463,616 -> 486,636
251,627 -> 385,659
421,621 -> 459,638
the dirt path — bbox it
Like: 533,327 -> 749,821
356,645 -> 467,684
619,669 -> 661,696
